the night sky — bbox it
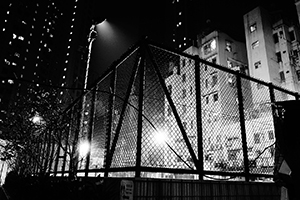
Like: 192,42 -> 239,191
91,0 -> 297,77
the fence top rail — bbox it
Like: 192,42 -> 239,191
64,38 -> 299,113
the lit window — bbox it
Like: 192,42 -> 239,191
225,40 -> 232,52
203,39 -> 216,55
251,40 -> 259,49
64,68 -> 67,71
254,61 -> 261,69
13,33 -> 17,39
249,23 -> 257,32
18,36 -> 24,40
60,91 -> 63,95
227,60 -> 233,68
179,12 -> 182,15
63,76 -> 66,79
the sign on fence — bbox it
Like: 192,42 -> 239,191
120,180 -> 134,200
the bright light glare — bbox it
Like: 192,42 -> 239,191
31,115 -> 43,124
154,129 -> 168,144
79,141 -> 90,157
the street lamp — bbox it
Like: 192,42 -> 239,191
84,19 -> 107,90
79,19 -> 107,176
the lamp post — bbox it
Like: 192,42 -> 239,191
84,23 -> 99,90
79,19 -> 107,177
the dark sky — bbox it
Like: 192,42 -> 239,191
91,0 -> 297,77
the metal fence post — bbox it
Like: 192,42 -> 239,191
104,46 -> 142,177
135,43 -> 145,178
104,68 -> 116,176
85,87 -> 97,177
195,57 -> 203,180
236,74 -> 249,181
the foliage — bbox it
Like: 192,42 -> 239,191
0,85 -> 72,176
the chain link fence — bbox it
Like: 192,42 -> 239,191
52,39 -> 299,181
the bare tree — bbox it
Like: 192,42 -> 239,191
0,84 -> 77,177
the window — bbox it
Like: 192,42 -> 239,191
205,79 -> 208,88
251,40 -> 259,49
182,89 -> 186,98
289,30 -> 295,41
182,104 -> 187,115
254,61 -> 261,69
279,71 -> 285,82
276,52 -> 282,62
227,60 -> 233,68
167,85 -> 172,94
211,57 -> 217,64
183,122 -> 187,130
203,39 -> 216,55
211,74 -> 218,87
268,130 -> 274,140
182,73 -> 186,82
297,70 -> 300,81
250,23 -> 257,32
167,105 -> 172,116
182,59 -> 186,68
254,133 -> 260,144
257,83 -> 263,90
225,40 -> 232,52
206,96 -> 209,104
168,62 -> 174,75
273,33 -> 279,43
213,93 -> 218,102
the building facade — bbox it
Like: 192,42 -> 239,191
244,6 -> 300,102
0,0 -> 97,125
